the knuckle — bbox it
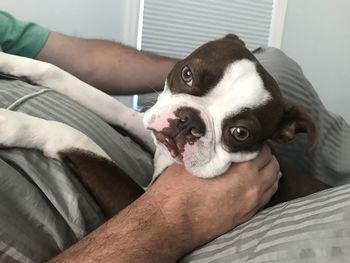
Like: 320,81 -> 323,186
245,185 -> 260,206
263,144 -> 272,155
273,156 -> 280,170
271,182 -> 279,196
236,162 -> 257,176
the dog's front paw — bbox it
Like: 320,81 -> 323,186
0,109 -> 65,158
0,52 -> 31,78
0,109 -> 110,161
0,109 -> 26,147
0,52 -> 16,76
0,52 -> 56,84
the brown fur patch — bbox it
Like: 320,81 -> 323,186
60,149 -> 144,218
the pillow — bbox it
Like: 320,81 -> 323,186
256,47 -> 350,187
182,184 -> 350,263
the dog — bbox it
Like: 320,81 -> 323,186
0,34 -> 328,217
143,34 -> 329,205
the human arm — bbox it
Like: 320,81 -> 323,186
36,31 -> 177,95
49,145 -> 280,263
0,11 -> 176,95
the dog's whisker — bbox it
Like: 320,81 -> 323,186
148,86 -> 160,95
132,74 -> 162,95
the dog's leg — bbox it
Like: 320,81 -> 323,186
150,148 -> 175,183
0,109 -> 109,160
61,150 -> 144,218
0,52 -> 155,152
0,109 -> 144,217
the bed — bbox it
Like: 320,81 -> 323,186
0,47 -> 349,262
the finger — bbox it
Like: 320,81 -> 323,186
251,144 -> 273,170
257,155 -> 280,189
259,159 -> 282,207
252,172 -> 281,211
259,178 -> 280,208
244,162 -> 281,215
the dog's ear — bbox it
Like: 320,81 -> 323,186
272,101 -> 318,151
224,34 -> 246,47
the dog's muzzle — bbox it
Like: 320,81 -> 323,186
150,107 -> 206,161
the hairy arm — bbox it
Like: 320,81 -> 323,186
49,145 -> 280,263
49,191 -> 182,263
36,32 -> 177,95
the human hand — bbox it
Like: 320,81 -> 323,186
49,144 -> 279,263
148,144 -> 281,256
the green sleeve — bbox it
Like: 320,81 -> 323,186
0,11 -> 49,58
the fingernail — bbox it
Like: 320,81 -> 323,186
278,171 -> 282,178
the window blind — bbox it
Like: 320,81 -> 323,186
140,0 -> 274,59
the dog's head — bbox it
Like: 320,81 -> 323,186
144,34 -> 317,178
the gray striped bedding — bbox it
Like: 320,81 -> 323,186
0,47 -> 349,262
182,184 -> 350,263
0,78 -> 153,262
257,48 -> 350,188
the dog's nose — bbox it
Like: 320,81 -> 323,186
175,107 -> 206,138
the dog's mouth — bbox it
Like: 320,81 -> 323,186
147,108 -> 207,162
153,130 -> 183,161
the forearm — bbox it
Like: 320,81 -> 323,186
36,32 -> 177,95
48,189 -> 189,263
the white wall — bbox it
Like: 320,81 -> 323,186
281,0 -> 350,122
0,0 -> 141,106
0,0 -> 139,45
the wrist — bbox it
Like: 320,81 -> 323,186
140,187 -> 193,260
149,164 -> 250,254
147,173 -> 215,256
49,184 -> 190,263
104,188 -> 192,263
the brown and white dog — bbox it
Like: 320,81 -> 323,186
145,34 -> 317,179
0,34 -> 328,216
144,34 -> 329,206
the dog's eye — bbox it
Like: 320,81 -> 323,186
230,127 -> 250,141
181,66 -> 193,86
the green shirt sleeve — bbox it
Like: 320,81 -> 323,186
0,11 -> 49,58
